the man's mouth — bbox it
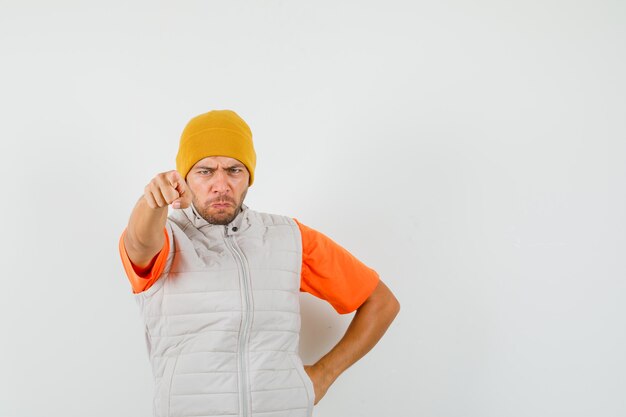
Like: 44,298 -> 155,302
211,202 -> 232,209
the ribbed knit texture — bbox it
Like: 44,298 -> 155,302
176,109 -> 257,185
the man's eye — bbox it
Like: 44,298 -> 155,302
199,170 -> 211,175
230,168 -> 242,173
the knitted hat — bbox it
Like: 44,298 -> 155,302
176,109 -> 256,185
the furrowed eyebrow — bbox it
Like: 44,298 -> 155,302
194,164 -> 244,170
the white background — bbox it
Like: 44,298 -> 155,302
1,1 -> 625,416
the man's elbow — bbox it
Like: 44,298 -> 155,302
387,293 -> 400,320
364,280 -> 400,320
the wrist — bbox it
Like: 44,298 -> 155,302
311,359 -> 339,387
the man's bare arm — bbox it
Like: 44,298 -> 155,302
305,279 -> 400,404
124,170 -> 192,268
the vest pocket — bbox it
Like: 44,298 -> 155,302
289,353 -> 315,416
155,355 -> 179,417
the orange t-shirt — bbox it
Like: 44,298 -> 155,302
118,219 -> 379,314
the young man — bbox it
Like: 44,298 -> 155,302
119,109 -> 400,417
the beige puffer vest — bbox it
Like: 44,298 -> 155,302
135,204 -> 315,417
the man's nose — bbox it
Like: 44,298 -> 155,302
211,170 -> 230,193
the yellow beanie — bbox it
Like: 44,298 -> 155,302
176,109 -> 256,185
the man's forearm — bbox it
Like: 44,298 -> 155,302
124,196 -> 168,266
307,280 -> 400,401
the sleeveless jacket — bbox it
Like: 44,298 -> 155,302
134,203 -> 316,417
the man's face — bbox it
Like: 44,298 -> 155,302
185,156 -> 250,225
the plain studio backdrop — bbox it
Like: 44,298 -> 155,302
1,1 -> 625,416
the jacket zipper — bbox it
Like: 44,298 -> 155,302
224,225 -> 253,417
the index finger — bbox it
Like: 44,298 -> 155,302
167,170 -> 187,194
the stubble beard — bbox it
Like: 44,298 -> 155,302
192,189 -> 248,225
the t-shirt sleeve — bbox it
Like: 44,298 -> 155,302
118,227 -> 170,294
294,218 -> 380,314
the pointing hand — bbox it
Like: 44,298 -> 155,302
143,170 -> 193,210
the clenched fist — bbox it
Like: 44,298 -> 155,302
143,170 -> 193,210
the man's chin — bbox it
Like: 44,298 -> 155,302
209,216 -> 233,225
201,207 -> 238,225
